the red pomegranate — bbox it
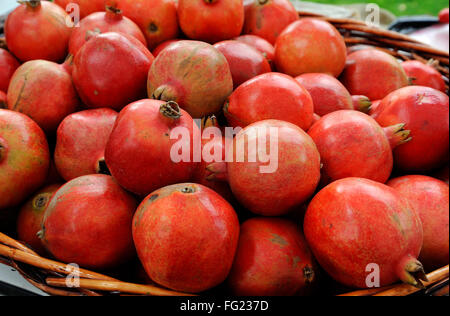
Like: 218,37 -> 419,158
228,217 -> 317,296
54,108 -> 118,181
116,0 -> 179,50
439,8 -> 449,23
5,0 -> 72,62
373,86 -> 449,172
105,100 -> 198,196
16,184 -> 61,255
369,99 -> 382,117
0,91 -> 6,109
234,35 -> 275,68
309,110 -> 411,185
213,40 -> 271,89
340,49 -> 409,100
0,109 -> 50,210
178,0 -> 244,43
225,72 -> 314,130
351,95 -> 372,113
54,0 -> 106,19
388,175 -> 449,271
304,178 -> 425,288
133,183 -> 240,293
7,59 -> 79,133
72,32 -> 154,111
275,18 -> 347,77
68,5 -> 147,56
152,39 -> 182,57
243,0 -> 298,44
402,60 -> 446,92
148,40 -> 233,118
0,48 -> 20,92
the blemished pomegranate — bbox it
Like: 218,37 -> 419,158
213,40 -> 271,89
16,184 -> 61,255
388,175 -> 449,271
72,32 -> 154,111
116,0 -> 179,50
224,72 -> 314,130
6,59 -> 79,133
308,110 -> 411,185
133,183 -> 240,293
402,60 -> 446,92
54,0 -> 106,19
68,5 -> 147,56
151,39 -> 182,57
274,18 -> 347,77
373,86 -> 449,172
178,0 -> 244,43
340,49 -> 409,100
243,0 -> 299,45
0,48 -> 20,92
105,99 -> 198,196
0,109 -> 50,210
234,35 -> 275,69
5,0 -> 72,62
40,174 -> 137,269
54,108 -> 118,181
147,40 -> 233,118
228,217 -> 317,296
304,178 -> 426,289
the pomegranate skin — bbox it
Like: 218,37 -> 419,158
72,32 -> 154,111
340,49 -> 409,100
224,73 -> 314,131
228,217 -> 317,296
41,175 -> 137,269
402,60 -> 446,92
133,183 -> 240,293
54,108 -> 118,181
226,120 -> 321,216
373,86 -> 449,172
243,0 -> 298,45
304,178 -> 424,288
68,8 -> 147,56
54,0 -> 106,19
105,100 -> 198,196
5,1 -> 72,62
213,40 -> 271,89
388,175 -> 449,271
234,35 -> 275,68
16,184 -> 62,255
178,0 -> 244,44
0,109 -> 50,210
439,8 -> 449,23
0,49 -> 20,93
275,18 -> 347,77
148,40 -> 233,118
7,60 -> 79,133
152,39 -> 182,57
0,91 -> 6,109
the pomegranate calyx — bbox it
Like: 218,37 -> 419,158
399,257 -> 428,288
19,0 -> 41,9
105,5 -> 123,20
201,115 -> 220,129
95,158 -> 111,176
206,161 -> 228,182
32,193 -> 51,210
352,95 -> 372,113
204,0 -> 219,4
383,123 -> 412,149
160,101 -> 182,119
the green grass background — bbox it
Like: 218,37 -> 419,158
307,0 -> 448,16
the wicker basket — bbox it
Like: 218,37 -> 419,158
0,11 -> 449,296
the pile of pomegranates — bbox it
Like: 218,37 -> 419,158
0,0 -> 448,297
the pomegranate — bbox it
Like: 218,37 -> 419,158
213,40 -> 271,89
439,8 -> 449,23
224,73 -> 314,130
152,39 -> 182,57
340,49 -> 409,100
54,108 -> 118,181
68,5 -> 147,56
16,184 -> 61,255
308,110 -> 411,185
373,86 -> 449,172
0,48 -> 20,92
351,95 -> 372,113
388,175 -> 449,271
0,109 -> 50,210
402,60 -> 446,92
5,0 -> 72,62
40,174 -> 137,269
228,217 -> 317,296
6,59 -> 79,133
72,32 -> 154,111
369,99 -> 382,117
147,40 -> 233,118
304,178 -> 425,288
234,35 -> 275,68
54,0 -> 106,19
274,18 -> 347,77
178,0 -> 244,43
105,100 -> 198,196
133,183 -> 240,293
0,91 -> 6,109
116,0 -> 179,50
